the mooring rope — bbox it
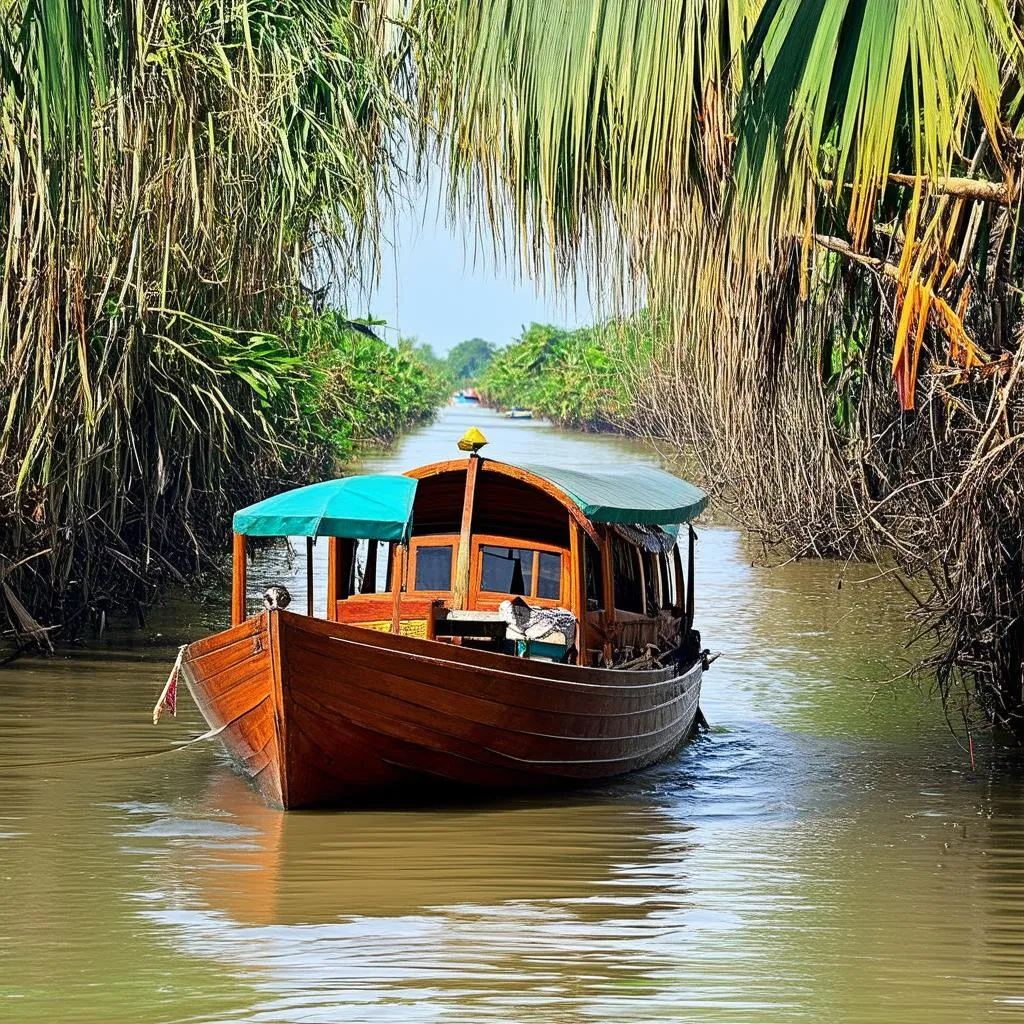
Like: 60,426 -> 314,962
3,725 -> 227,770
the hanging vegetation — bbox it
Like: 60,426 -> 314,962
412,0 -> 1024,733
10,0 -> 1024,735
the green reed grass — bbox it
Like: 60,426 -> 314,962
478,318 -> 654,432
0,1 -> 416,623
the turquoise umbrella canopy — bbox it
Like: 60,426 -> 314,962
232,475 -> 417,542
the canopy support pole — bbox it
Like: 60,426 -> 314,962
673,545 -> 686,617
452,454 -> 481,610
569,519 -> 587,665
686,525 -> 696,632
361,540 -> 378,594
600,527 -> 616,665
306,537 -> 315,618
231,533 -> 247,626
326,538 -> 355,621
326,539 -> 338,620
390,544 -> 405,633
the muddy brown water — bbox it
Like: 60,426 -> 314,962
3,405 -> 1024,1023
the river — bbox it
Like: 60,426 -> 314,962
2,405 -> 1023,1023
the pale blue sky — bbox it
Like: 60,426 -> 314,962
346,183 -> 595,355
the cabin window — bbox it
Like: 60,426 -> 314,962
537,551 -> 561,600
480,545 -> 535,595
475,540 -> 564,603
612,536 -> 645,614
585,538 -> 604,611
414,544 -> 453,591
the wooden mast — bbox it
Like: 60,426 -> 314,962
451,453 -> 481,610
231,532 -> 247,626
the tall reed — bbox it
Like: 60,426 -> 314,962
0,1 -> 405,622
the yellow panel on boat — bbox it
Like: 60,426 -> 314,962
358,619 -> 428,639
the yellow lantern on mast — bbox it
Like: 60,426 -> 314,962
457,427 -> 488,453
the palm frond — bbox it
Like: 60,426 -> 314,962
415,0 -> 746,295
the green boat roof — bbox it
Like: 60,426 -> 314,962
233,475 -> 417,541
231,460 -> 707,541
520,463 -> 708,526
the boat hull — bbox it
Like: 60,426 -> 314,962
181,610 -> 702,809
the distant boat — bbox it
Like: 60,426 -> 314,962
505,408 -> 533,419
456,387 -> 480,403
158,430 -> 712,809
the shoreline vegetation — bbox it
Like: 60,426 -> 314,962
0,2 -> 437,647
2,308 -> 448,646
476,320 -> 652,432
416,2 -> 1024,737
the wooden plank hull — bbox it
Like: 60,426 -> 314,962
181,610 -> 702,809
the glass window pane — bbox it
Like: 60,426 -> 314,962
537,551 -> 561,600
585,538 -> 604,611
612,538 -> 644,614
480,545 -> 533,595
414,545 -> 452,591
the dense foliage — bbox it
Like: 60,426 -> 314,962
412,0 -> 1024,732
478,320 -> 653,430
0,1 -> 430,628
291,314 -> 449,463
445,338 -> 497,382
400,337 -> 498,386
11,0 -> 1024,737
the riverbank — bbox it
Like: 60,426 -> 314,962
0,311 -> 448,647
475,315 -> 1024,737
0,3 -> 418,651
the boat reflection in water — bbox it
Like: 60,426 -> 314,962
122,764 -> 715,1022
168,772 -> 695,927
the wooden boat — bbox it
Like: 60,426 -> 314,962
163,431 -> 711,809
504,407 -> 534,419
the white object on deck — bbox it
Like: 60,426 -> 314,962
498,599 -> 577,649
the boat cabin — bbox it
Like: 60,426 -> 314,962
230,436 -> 708,668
